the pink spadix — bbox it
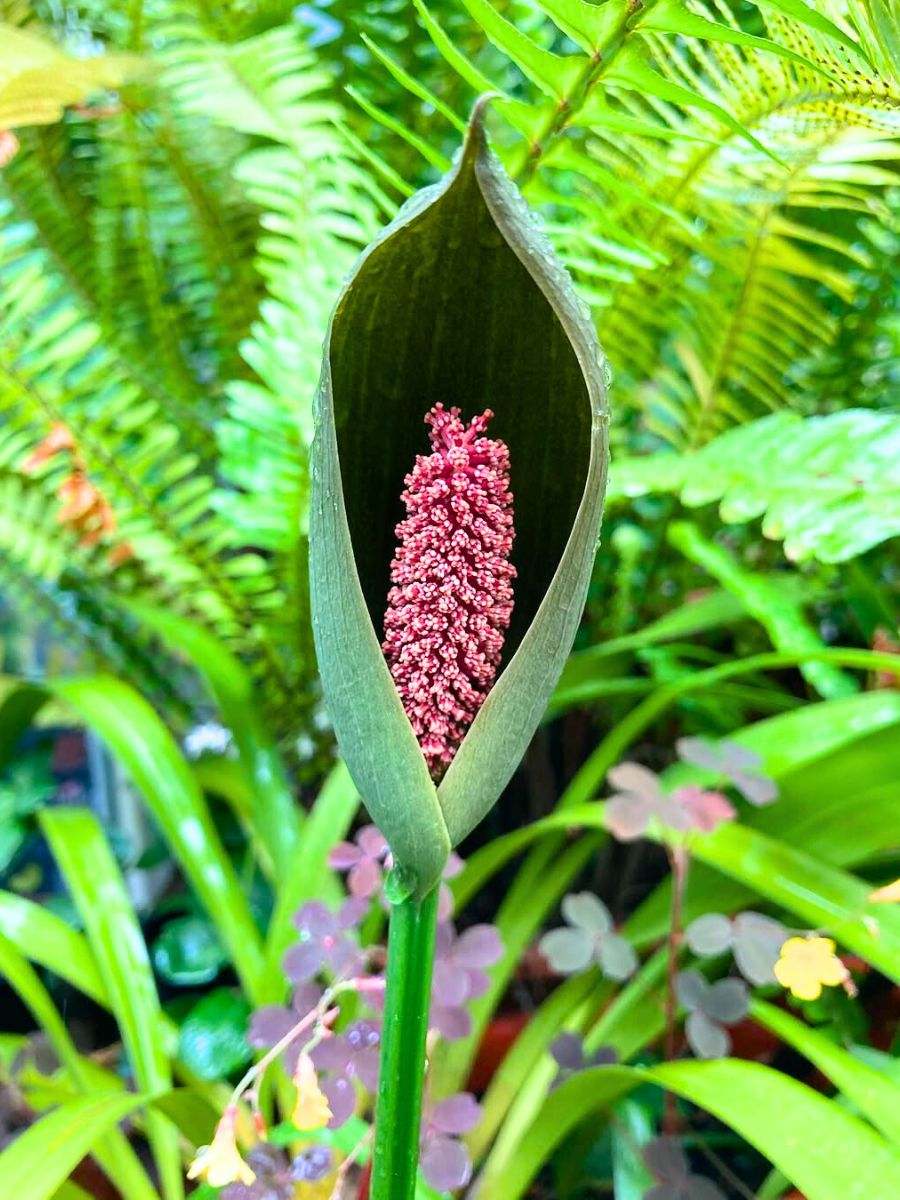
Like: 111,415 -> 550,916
383,404 -> 516,778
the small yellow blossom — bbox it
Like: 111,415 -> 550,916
774,936 -> 849,1001
292,1053 -> 333,1131
187,1105 -> 255,1188
869,878 -> 900,904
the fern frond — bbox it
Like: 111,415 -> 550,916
162,27 -> 382,555
608,408 -> 900,563
362,0 -> 899,450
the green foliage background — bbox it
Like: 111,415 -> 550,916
0,3 -> 898,1198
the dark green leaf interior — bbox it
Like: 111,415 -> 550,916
329,146 -> 592,659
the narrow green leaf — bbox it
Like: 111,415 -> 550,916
121,602 -> 302,887
413,0 -> 505,95
361,34 -> 465,131
39,809 -> 183,1200
346,86 -> 450,171
468,970 -> 597,1157
0,1093 -> 152,1200
668,520 -> 857,699
42,676 -> 265,997
0,891 -> 108,1007
0,934 -> 158,1200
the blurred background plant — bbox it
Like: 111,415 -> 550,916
0,0 -> 898,1197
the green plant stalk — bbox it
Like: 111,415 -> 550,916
371,886 -> 440,1200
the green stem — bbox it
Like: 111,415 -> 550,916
371,885 -> 440,1200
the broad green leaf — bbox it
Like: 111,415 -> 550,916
121,602 -> 302,888
178,989 -> 252,1081
0,1093 -> 153,1200
668,520 -> 856,698
482,1060 -> 900,1200
38,676 -> 265,998
39,809 -> 183,1200
311,101 -> 608,888
751,1000 -> 900,1144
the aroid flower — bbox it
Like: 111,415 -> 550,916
310,101 -> 609,894
383,403 -> 515,777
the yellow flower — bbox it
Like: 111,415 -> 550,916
292,1053 -> 333,1131
774,936 -> 849,1001
869,878 -> 900,903
187,1106 -> 255,1188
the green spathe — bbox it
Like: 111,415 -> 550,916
310,98 -> 609,895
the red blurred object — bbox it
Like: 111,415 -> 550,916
467,1012 -> 530,1093
357,1158 -> 372,1200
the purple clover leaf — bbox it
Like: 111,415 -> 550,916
684,912 -> 789,986
297,1018 -> 384,1128
676,970 -> 749,1059
430,921 -> 503,1040
676,737 -> 778,807
549,1032 -> 618,1087
674,786 -> 735,834
539,893 -> 638,981
329,825 -> 391,898
290,1145 -> 333,1183
248,984 -> 324,1053
420,1093 -> 482,1192
221,1142 -> 332,1200
282,899 -> 366,983
642,1137 -> 726,1200
438,851 -> 464,921
604,764 -> 695,842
